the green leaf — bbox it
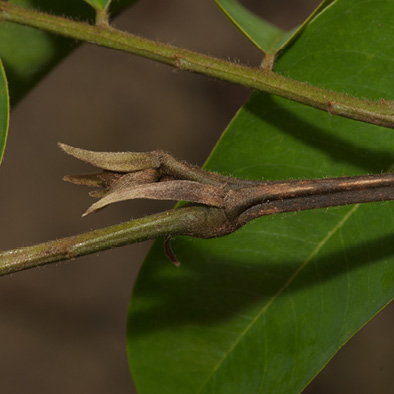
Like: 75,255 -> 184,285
214,0 -> 284,54
0,60 -> 9,166
83,0 -> 112,11
127,0 -> 394,393
0,0 -> 136,105
214,0 -> 336,58
273,0 -> 336,56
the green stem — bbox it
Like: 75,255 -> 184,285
0,206 -> 226,276
95,8 -> 110,27
0,1 -> 393,128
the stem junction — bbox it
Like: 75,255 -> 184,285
1,144 -> 393,276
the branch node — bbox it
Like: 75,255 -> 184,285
66,250 -> 76,259
175,54 -> 183,70
328,100 -> 337,115
95,8 -> 110,27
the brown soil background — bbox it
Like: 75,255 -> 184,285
0,1 -> 392,393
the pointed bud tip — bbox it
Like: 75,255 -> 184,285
58,142 -> 81,158
58,142 -> 91,162
58,142 -> 72,153
81,208 -> 94,217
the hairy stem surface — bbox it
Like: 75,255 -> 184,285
0,206 -> 229,276
0,2 -> 393,128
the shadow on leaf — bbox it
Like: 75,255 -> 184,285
245,92 -> 394,174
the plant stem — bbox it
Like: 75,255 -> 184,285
0,205 -> 229,276
234,174 -> 394,224
2,166 -> 394,276
0,2 -> 393,128
227,173 -> 394,216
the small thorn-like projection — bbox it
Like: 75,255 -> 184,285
164,236 -> 180,267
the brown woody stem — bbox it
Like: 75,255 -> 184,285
226,173 -> 394,218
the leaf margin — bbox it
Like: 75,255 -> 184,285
0,59 -> 9,166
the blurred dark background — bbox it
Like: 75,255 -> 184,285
0,1 -> 392,393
